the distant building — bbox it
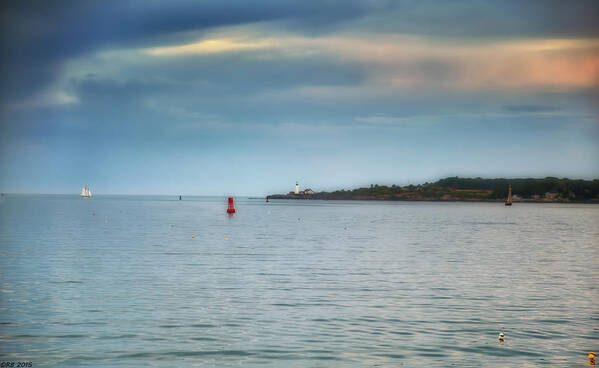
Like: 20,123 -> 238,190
290,181 -> 316,195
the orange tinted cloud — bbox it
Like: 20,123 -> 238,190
142,33 -> 599,91
146,38 -> 272,56
303,35 -> 599,90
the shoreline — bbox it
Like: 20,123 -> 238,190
267,194 -> 599,204
268,177 -> 599,204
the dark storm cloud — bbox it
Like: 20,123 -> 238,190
2,0 -> 598,105
0,0 -> 392,103
59,50 -> 369,130
2,0 -> 390,55
352,0 -> 599,38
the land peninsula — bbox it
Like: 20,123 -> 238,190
269,177 -> 599,203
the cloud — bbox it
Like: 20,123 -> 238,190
0,0 -> 389,106
59,32 -> 599,106
10,88 -> 78,110
503,105 -> 560,113
17,27 -> 592,134
355,108 -> 596,127
3,0 -> 599,112
344,0 -> 599,38
293,35 -> 599,90
3,0 -> 599,107
145,38 -> 272,56
355,114 -> 415,125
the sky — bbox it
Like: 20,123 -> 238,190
1,0 -> 598,195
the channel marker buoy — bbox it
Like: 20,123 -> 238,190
227,197 -> 236,214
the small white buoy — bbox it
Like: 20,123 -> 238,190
498,333 -> 505,342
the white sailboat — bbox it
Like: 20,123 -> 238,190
505,185 -> 512,206
81,187 -> 92,198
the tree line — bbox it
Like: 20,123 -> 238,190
317,177 -> 599,200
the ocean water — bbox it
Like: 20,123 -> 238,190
0,195 -> 598,367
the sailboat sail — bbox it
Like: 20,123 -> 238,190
505,185 -> 512,206
81,187 -> 92,198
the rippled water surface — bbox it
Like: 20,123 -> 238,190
1,195 -> 598,367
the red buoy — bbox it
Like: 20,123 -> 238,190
227,197 -> 236,213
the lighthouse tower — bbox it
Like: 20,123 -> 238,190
295,181 -> 299,194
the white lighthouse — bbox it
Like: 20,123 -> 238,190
295,181 -> 299,194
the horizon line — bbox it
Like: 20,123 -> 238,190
2,175 -> 598,197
